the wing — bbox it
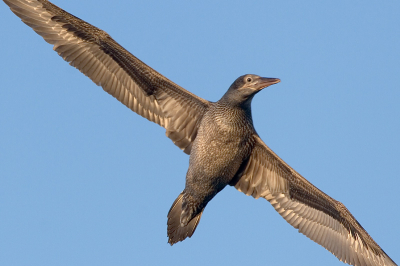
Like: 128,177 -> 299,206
3,0 -> 210,154
230,135 -> 396,266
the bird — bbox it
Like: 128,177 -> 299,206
2,0 -> 397,266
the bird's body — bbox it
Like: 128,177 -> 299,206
3,0 -> 397,265
175,96 -> 257,230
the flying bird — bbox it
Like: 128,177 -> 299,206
3,0 -> 397,265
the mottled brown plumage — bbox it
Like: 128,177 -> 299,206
3,1 -> 397,265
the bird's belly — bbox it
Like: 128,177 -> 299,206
188,130 -> 251,186
196,138 -> 240,173
183,131 -> 251,208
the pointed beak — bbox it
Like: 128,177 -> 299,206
256,77 -> 280,91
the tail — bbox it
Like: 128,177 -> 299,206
167,192 -> 203,245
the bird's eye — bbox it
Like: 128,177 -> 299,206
246,77 -> 252,82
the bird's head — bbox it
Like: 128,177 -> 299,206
220,74 -> 280,106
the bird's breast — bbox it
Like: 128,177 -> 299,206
188,109 -> 254,181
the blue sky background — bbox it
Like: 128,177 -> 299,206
1,0 -> 399,265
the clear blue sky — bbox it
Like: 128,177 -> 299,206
1,0 -> 399,265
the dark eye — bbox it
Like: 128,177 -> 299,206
246,77 -> 252,82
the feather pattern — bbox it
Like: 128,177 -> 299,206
233,135 -> 396,266
4,1 -> 396,265
3,0 -> 210,154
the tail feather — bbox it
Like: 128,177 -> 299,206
167,192 -> 203,245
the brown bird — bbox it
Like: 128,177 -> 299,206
2,0 -> 397,266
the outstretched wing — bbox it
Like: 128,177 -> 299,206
3,0 -> 210,154
231,135 -> 396,266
